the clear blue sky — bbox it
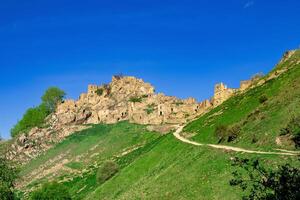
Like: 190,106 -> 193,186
0,0 -> 300,139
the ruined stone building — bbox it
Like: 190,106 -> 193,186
54,76 -> 255,129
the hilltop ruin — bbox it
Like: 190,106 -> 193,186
7,75 -> 255,164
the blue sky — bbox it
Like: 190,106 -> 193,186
0,0 -> 300,139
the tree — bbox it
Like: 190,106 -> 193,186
30,182 -> 72,200
0,157 -> 19,200
230,157 -> 300,200
41,87 -> 66,112
10,104 -> 50,137
10,87 -> 66,137
97,161 -> 119,184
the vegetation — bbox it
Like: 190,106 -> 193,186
30,182 -> 72,200
113,74 -> 124,80
215,124 -> 241,143
144,103 -> 156,114
184,50 -> 300,150
96,161 -> 119,184
13,50 -> 300,199
95,88 -> 104,96
11,87 -> 65,137
258,95 -> 268,104
10,104 -> 50,137
19,122 -> 160,199
41,87 -> 66,112
129,96 -> 143,103
230,157 -> 300,200
280,115 -> 300,148
0,157 -> 19,200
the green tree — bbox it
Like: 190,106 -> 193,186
230,157 -> 300,200
30,182 -> 72,200
10,104 -> 50,137
0,157 -> 19,200
41,87 -> 66,112
10,87 -> 65,137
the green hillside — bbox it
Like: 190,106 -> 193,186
16,50 -> 300,200
18,122 -> 161,199
185,50 -> 300,151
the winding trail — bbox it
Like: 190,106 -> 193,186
173,125 -> 300,156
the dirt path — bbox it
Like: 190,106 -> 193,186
173,125 -> 300,156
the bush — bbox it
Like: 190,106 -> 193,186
215,124 -> 241,143
11,104 -> 50,137
0,157 -> 19,200
259,95 -> 268,104
280,116 -> 300,148
230,157 -> 300,200
215,125 -> 228,143
42,87 -> 66,112
95,88 -> 104,96
30,182 -> 72,200
227,125 -> 241,142
97,161 -> 119,184
113,74 -> 124,80
144,104 -> 155,114
129,96 -> 143,103
11,87 -> 65,137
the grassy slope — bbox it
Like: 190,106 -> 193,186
185,50 -> 300,150
85,50 -> 300,200
19,122 -> 160,199
86,135 -> 296,200
20,50 -> 300,200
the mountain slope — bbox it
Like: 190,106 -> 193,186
17,122 -> 161,199
184,49 -> 300,151
16,49 -> 300,200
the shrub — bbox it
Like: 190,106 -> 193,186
215,124 -> 241,143
215,125 -> 228,143
11,87 -> 65,137
97,161 -> 119,184
129,96 -> 143,103
0,157 -> 19,200
95,88 -> 104,96
280,116 -> 300,148
41,87 -> 66,112
113,74 -> 124,80
11,104 -> 50,137
144,104 -> 155,114
251,134 -> 258,144
230,157 -> 300,200
30,182 -> 72,200
259,95 -> 268,104
227,125 -> 241,142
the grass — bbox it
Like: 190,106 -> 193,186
19,121 -> 161,198
184,50 -> 300,150
86,134 -> 298,200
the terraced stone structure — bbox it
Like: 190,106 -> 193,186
55,76 -> 208,126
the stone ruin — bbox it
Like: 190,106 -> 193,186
54,75 -> 255,127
